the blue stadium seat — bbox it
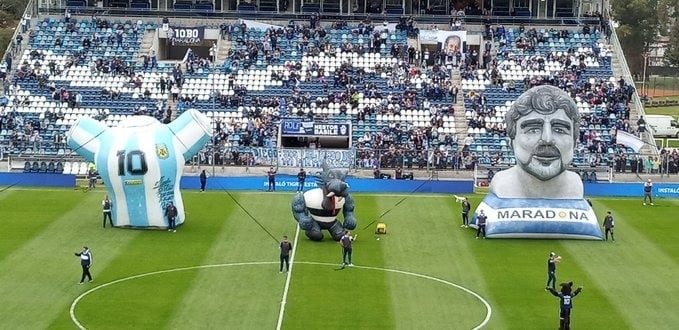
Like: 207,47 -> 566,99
130,1 -> 150,9
66,0 -> 86,7
301,4 -> 320,12
56,162 -> 64,174
174,1 -> 192,10
237,3 -> 257,11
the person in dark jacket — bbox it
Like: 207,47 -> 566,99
199,170 -> 207,192
166,202 -> 178,232
74,246 -> 93,284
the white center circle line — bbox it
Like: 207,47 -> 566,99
70,262 -> 492,329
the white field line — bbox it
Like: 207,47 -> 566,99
276,225 -> 300,330
69,260 -> 492,329
68,262 -> 275,330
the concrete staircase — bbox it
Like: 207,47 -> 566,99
2,19 -> 37,90
407,35 -> 466,144
407,35 -> 419,53
449,68 -> 469,144
136,29 -> 157,66
215,39 -> 232,65
609,38 -> 658,159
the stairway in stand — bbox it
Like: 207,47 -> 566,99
215,39 -> 233,66
168,95 -> 178,121
449,68 -> 468,145
137,29 -> 157,67
609,38 -> 658,160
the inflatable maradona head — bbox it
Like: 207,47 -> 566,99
473,85 -> 602,240
67,109 -> 212,228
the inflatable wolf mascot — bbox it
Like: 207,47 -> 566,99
292,164 -> 357,241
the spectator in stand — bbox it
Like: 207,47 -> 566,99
637,115 -> 646,139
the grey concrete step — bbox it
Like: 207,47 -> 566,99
215,40 -> 233,64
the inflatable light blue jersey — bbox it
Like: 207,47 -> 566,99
67,110 -> 212,228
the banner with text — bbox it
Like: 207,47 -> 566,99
471,193 -> 603,240
181,175 -> 474,193
280,119 -> 351,137
236,147 -> 355,168
169,26 -> 205,45
278,148 -> 355,168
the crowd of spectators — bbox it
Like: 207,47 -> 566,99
0,13 -> 176,156
199,17 -> 468,169
0,12 -> 666,175
459,19 -> 646,169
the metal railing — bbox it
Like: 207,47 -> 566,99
1,0 -> 35,75
35,5 -> 601,27
473,164 -> 614,187
184,145 -> 650,172
608,20 -> 659,157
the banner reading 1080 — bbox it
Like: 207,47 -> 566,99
169,26 -> 205,45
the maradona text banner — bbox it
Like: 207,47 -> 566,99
471,193 -> 602,240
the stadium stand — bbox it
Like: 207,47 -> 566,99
462,23 -> 641,170
0,5 -> 665,175
1,16 -> 160,159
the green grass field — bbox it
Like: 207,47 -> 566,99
1,188 -> 678,329
644,106 -> 679,117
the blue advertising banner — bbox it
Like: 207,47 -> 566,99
181,175 -> 474,193
280,120 -> 350,137
281,120 -> 314,135
0,173 -> 76,187
313,123 -> 351,136
584,182 -> 679,198
170,26 -> 205,44
656,185 -> 679,198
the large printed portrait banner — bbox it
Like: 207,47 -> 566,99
418,30 -> 467,49
169,26 -> 205,45
436,30 -> 467,55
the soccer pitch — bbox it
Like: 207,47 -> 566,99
0,188 -> 677,329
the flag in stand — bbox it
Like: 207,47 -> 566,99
616,130 -> 644,152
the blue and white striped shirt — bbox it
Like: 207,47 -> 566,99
68,110 -> 212,228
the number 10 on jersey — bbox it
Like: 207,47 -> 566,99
117,150 -> 148,176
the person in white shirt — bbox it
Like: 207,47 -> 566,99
643,179 -> 654,205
